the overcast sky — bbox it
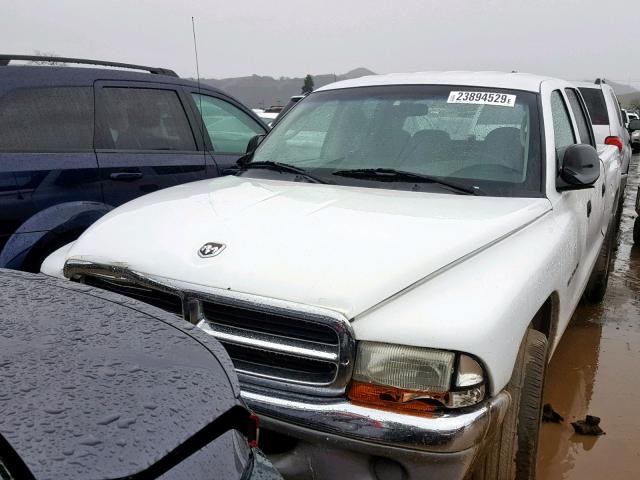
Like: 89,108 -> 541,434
3,0 -> 638,85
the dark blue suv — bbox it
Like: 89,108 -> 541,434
0,55 -> 267,271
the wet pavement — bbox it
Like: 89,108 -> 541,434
537,155 -> 640,479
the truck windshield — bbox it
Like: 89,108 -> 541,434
249,85 -> 543,197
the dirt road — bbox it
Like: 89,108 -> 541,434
537,155 -> 640,479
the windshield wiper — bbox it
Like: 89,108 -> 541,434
240,161 -> 329,184
332,168 -> 483,195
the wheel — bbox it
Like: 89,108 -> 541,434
471,328 -> 548,480
634,216 -> 640,245
584,221 -> 615,303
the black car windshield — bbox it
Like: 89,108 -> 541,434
248,85 -> 543,197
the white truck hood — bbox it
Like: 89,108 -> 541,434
68,176 -> 551,318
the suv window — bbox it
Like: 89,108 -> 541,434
550,90 -> 576,153
96,88 -> 196,151
578,87 -> 609,125
565,89 -> 594,146
192,94 -> 264,154
0,87 -> 93,151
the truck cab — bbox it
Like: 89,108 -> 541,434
42,71 -> 621,480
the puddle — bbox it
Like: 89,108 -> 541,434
537,156 -> 640,479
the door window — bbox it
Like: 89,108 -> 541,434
192,94 -> 265,154
96,88 -> 196,151
550,91 -> 576,154
565,89 -> 594,146
0,87 -> 93,151
578,87 -> 608,125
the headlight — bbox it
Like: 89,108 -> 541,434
348,341 -> 486,414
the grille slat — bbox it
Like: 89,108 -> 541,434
81,276 -> 183,316
201,301 -> 338,345
197,320 -> 338,362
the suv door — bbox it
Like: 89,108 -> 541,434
0,86 -> 100,260
187,91 -> 267,175
94,81 -> 206,207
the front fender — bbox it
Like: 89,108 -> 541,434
0,202 -> 112,269
351,209 -> 565,395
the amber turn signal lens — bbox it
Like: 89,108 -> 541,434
347,381 -> 442,415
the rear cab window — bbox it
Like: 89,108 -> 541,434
578,87 -> 609,126
564,88 -> 595,147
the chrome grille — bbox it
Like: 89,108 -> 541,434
66,261 -> 354,397
194,299 -> 351,394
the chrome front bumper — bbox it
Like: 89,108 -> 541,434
243,387 -> 510,479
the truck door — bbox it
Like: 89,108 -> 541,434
94,81 -> 206,207
549,90 -> 590,301
564,88 -> 605,255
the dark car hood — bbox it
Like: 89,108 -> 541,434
0,269 -> 242,480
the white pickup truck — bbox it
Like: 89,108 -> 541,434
42,72 -> 621,480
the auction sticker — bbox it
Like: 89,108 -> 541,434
447,91 -> 516,107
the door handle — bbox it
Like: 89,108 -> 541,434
222,168 -> 239,175
587,200 -> 592,217
110,172 -> 143,181
602,183 -> 606,197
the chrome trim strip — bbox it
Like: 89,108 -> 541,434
64,259 -> 355,396
242,387 -> 511,453
196,319 -> 339,362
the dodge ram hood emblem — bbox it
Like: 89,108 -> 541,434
198,242 -> 226,258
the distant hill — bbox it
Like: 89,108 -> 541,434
600,79 -> 638,96
199,68 -> 376,108
619,91 -> 640,110
201,70 -> 640,110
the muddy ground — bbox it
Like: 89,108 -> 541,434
537,154 -> 640,479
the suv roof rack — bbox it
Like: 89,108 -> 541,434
0,54 -> 178,77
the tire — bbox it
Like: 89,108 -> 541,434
471,328 -> 548,480
634,217 -> 640,246
584,222 -> 615,303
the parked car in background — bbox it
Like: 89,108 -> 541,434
0,268 -> 282,480
252,108 -> 279,127
630,118 -> 640,153
627,110 -> 639,123
273,94 -> 306,126
0,54 -> 267,272
622,108 -> 630,127
42,71 -> 622,480
576,81 -> 631,193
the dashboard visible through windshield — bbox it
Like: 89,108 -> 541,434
244,85 -> 543,197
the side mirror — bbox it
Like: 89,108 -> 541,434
628,119 -> 640,132
558,144 -> 600,190
246,134 -> 266,154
